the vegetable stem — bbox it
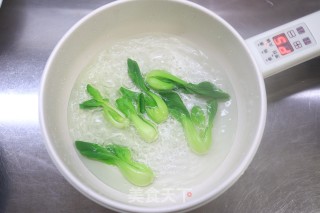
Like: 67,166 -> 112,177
127,59 -> 169,123
75,141 -> 154,186
116,94 -> 158,143
160,91 -> 218,154
79,84 -> 129,129
146,70 -> 230,100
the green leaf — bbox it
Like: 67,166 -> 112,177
79,99 -> 103,109
145,70 -> 186,91
195,100 -> 218,153
119,87 -> 139,101
75,141 -> 154,186
80,84 -> 129,129
159,91 -> 218,155
191,106 -> 206,128
127,58 -> 149,92
146,70 -> 230,100
86,84 -> 104,102
75,141 -> 118,165
115,96 -> 136,118
126,60 -> 169,124
119,87 -> 146,114
138,93 -> 146,114
206,99 -> 218,129
185,82 -> 230,100
106,143 -> 132,162
159,91 -> 189,121
116,96 -> 158,142
142,93 -> 157,108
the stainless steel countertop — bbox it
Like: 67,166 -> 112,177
1,0 -> 320,212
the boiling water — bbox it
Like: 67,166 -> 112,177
68,34 -> 237,198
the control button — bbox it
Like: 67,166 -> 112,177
267,39 -> 271,43
296,26 -> 305,34
263,49 -> 268,53
303,37 -> 311,45
287,30 -> 296,38
273,50 -> 277,54
268,57 -> 272,61
293,41 -> 302,49
275,54 -> 279,59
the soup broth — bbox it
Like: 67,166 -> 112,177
68,34 -> 237,199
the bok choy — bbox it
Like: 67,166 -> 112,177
146,70 -> 230,100
160,91 -> 218,155
79,84 -> 129,128
116,87 -> 158,143
75,141 -> 154,186
127,59 -> 168,123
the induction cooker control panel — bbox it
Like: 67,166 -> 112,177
245,11 -> 320,77
256,23 -> 316,64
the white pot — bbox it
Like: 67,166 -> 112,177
39,0 -> 320,212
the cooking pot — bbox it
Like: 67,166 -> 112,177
39,0 -> 320,212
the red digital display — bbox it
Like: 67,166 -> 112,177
272,33 -> 294,55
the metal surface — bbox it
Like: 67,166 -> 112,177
0,0 -> 319,212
